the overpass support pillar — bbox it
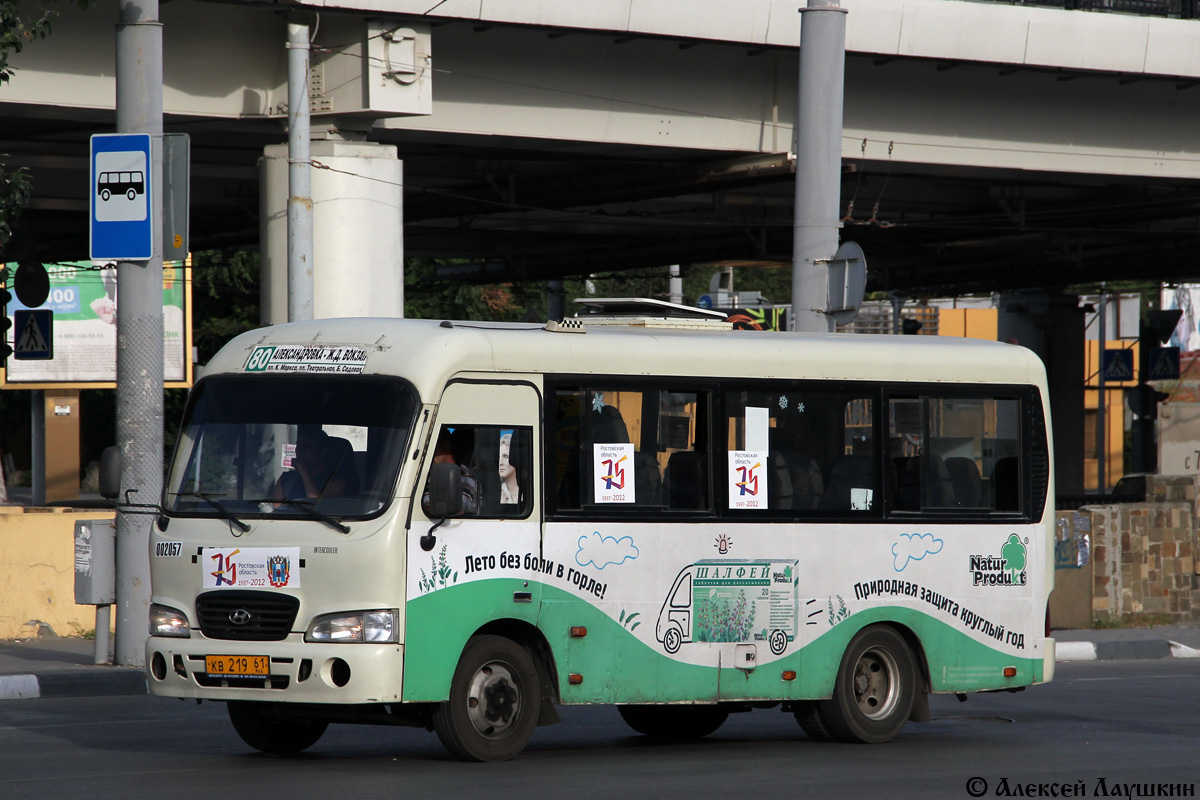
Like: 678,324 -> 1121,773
260,140 -> 404,323
998,293 -> 1085,497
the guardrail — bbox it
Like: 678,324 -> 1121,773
984,0 -> 1199,19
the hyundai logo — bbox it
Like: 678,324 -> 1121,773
228,608 -> 253,626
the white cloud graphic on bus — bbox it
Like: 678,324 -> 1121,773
575,532 -> 640,569
892,533 -> 944,572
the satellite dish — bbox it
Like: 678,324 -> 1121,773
826,241 -> 867,326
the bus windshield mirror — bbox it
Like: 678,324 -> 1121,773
427,461 -> 463,519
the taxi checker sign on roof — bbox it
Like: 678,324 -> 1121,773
244,345 -> 367,374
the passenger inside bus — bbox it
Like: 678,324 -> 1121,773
556,400 -> 663,508
768,425 -> 825,511
421,428 -> 480,516
273,426 -> 358,501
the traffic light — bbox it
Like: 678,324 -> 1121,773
0,284 -> 13,365
1127,383 -> 1169,419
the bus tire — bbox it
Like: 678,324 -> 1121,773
793,701 -> 837,742
617,704 -> 728,740
227,701 -> 328,755
821,626 -> 917,744
100,189 -> 111,202
432,635 -> 540,762
662,625 -> 682,654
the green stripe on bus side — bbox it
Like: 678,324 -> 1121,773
402,580 -> 1042,703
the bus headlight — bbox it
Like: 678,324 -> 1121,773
306,610 -> 398,643
149,604 -> 191,638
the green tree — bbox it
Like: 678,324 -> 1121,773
404,258 -> 533,321
1001,533 -> 1026,581
163,248 -> 262,456
1,0 -> 58,247
404,260 -> 795,323
189,248 -> 261,363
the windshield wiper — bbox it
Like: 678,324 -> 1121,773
269,497 -> 351,534
175,491 -> 250,533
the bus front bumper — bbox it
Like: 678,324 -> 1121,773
145,636 -> 405,704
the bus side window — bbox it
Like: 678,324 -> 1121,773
890,395 -> 1024,515
423,425 -> 532,518
551,386 -> 705,513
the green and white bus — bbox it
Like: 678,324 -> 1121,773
143,311 -> 1055,760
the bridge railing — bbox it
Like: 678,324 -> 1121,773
985,0 -> 1198,19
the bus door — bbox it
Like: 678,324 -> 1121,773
402,381 -> 541,702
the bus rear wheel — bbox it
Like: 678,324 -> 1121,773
617,704 -> 729,741
819,626 -> 917,744
432,635 -> 540,762
227,701 -> 328,755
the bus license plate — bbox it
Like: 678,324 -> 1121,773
205,655 -> 269,678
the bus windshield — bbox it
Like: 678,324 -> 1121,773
165,374 -> 418,521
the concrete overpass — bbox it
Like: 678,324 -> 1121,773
4,0 -> 1200,302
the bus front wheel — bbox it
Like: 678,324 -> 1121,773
227,701 -> 328,754
793,701 -> 838,742
432,635 -> 540,762
819,626 -> 917,744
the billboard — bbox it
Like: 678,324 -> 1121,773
1,260 -> 192,388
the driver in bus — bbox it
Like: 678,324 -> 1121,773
273,426 -> 351,501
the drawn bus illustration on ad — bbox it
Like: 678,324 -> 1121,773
656,558 -> 799,656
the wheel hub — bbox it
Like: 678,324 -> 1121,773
852,646 -> 900,721
466,662 -> 522,738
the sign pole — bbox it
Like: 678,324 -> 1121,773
790,0 -> 847,333
1097,290 -> 1107,494
112,0 -> 164,668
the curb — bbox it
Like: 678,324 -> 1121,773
0,670 -> 146,701
1055,639 -> 1200,662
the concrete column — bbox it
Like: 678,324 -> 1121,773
261,140 -> 404,322
998,293 -> 1085,496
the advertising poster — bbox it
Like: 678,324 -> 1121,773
2,260 -> 191,387
594,442 -> 634,503
729,450 -> 767,509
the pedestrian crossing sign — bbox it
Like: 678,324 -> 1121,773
13,309 -> 53,360
1149,346 -> 1180,381
1101,348 -> 1134,381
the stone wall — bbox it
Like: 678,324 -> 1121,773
1064,475 -> 1200,625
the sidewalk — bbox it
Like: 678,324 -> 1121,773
2,623 -> 1198,701
0,636 -> 144,700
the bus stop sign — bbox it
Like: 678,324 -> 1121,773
90,133 -> 153,261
